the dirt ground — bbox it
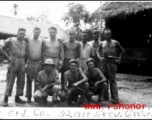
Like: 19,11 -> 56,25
0,63 -> 152,107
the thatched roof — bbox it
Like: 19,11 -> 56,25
91,2 -> 152,19
0,15 -> 69,40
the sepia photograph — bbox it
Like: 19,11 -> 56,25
0,1 -> 151,111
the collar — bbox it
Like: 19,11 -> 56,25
42,69 -> 55,77
80,41 -> 90,48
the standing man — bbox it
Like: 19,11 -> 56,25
97,28 -> 125,104
25,27 -> 43,103
59,59 -> 88,106
79,31 -> 95,71
42,26 -> 64,71
89,30 -> 102,70
84,58 -> 107,103
61,29 -> 81,87
33,58 -> 60,106
1,28 -> 28,106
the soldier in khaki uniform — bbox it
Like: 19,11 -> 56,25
24,27 -> 43,103
33,58 -> 60,106
1,28 -> 28,106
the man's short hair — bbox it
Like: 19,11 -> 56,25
48,26 -> 57,32
18,28 -> 26,33
68,28 -> 76,34
81,31 -> 88,37
33,27 -> 41,32
92,29 -> 100,35
81,30 -> 88,35
104,28 -> 112,33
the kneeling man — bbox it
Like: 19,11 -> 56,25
60,59 -> 88,106
84,58 -> 108,103
33,58 -> 60,106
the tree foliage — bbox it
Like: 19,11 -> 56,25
11,3 -> 19,16
62,2 -> 90,35
27,11 -> 51,23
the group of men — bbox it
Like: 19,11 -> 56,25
0,26 -> 125,107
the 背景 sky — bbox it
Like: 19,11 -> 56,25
0,1 -> 102,30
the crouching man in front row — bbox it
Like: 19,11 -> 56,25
60,59 -> 89,106
33,58 -> 60,106
84,58 -> 108,103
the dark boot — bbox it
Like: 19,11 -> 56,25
97,98 -> 103,104
15,96 -> 26,104
2,96 -> 8,107
52,100 -> 59,107
42,96 -> 47,106
34,98 -> 39,102
112,99 -> 119,104
27,97 -> 31,103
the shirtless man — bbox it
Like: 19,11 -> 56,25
59,59 -> 88,106
97,28 -> 125,104
24,27 -> 43,103
42,26 -> 64,71
89,30 -> 102,70
84,58 -> 107,103
61,29 -> 81,87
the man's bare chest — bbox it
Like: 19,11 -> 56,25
29,40 -> 42,48
45,41 -> 60,49
102,42 -> 116,51
66,43 -> 78,50
92,42 -> 100,50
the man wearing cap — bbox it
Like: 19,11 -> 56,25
97,29 -> 125,104
59,59 -> 88,106
61,29 -> 81,87
84,58 -> 107,103
79,31 -> 95,71
89,30 -> 102,70
24,27 -> 43,103
42,26 -> 64,71
33,58 -> 60,106
1,28 -> 28,106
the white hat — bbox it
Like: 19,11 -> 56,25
43,58 -> 55,66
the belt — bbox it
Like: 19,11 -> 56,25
103,56 -> 119,60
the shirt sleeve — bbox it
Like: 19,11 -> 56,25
2,38 -> 11,50
54,70 -> 60,83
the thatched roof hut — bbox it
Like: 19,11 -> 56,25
0,15 -> 69,40
91,2 -> 152,48
91,2 -> 152,76
91,2 -> 152,20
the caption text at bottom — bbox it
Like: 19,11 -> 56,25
0,108 -> 151,118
